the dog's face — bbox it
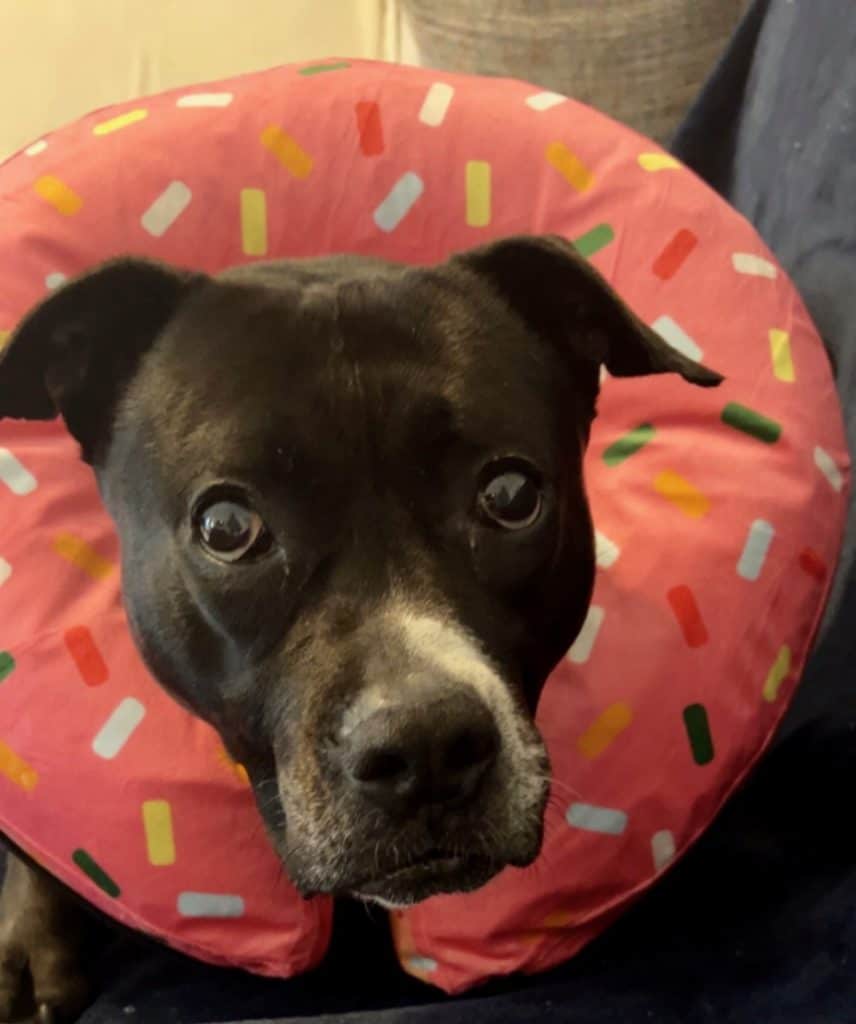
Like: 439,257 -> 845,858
0,237 -> 719,905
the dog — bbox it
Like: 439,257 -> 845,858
0,234 -> 720,1020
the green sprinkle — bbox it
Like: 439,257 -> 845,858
0,652 -> 14,682
683,703 -> 715,765
72,849 -> 120,898
298,62 -> 351,76
603,423 -> 655,467
721,402 -> 781,444
573,223 -> 615,259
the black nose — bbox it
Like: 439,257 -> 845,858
339,687 -> 500,816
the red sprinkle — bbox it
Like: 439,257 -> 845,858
355,101 -> 384,157
799,547 -> 827,582
653,228 -> 699,280
667,585 -> 709,648
64,626 -> 109,686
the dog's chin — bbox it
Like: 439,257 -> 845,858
348,852 -> 501,908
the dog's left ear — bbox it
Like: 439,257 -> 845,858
0,257 -> 205,462
453,234 -> 723,387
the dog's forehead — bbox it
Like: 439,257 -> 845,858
129,262 -> 563,475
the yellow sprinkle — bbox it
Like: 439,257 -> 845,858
520,909 -> 575,945
638,152 -> 682,172
465,160 -> 491,228
0,331 -> 10,351
654,470 -> 710,518
93,109 -> 149,136
33,175 -> 83,216
0,740 -> 38,791
261,125 -> 313,179
546,141 -> 594,192
142,799 -> 176,866
763,645 -> 791,702
218,747 -> 250,785
240,188 -> 268,256
577,702 -> 633,759
769,329 -> 795,383
53,533 -> 114,580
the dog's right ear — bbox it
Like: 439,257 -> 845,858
0,257 -> 204,462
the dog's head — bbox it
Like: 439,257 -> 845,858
0,237 -> 720,905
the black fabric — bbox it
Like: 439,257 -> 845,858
22,1 -> 856,1019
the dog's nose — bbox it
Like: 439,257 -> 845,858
339,687 -> 500,815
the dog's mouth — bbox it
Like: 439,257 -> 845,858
346,847 -> 499,906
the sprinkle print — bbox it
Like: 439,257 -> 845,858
573,223 -> 614,259
667,586 -> 709,648
92,698 -> 145,759
141,181 -> 192,237
33,175 -> 82,216
53,533 -> 113,579
602,424 -> 655,466
374,172 -> 424,231
576,703 -> 633,759
261,125 -> 313,179
93,109 -> 148,136
683,704 -> 715,765
652,228 -> 698,279
654,471 -> 710,518
638,153 -> 681,172
64,626 -> 109,686
732,252 -> 777,278
355,101 -> 384,156
546,141 -> 594,191
721,402 -> 782,444
465,160 -> 491,227
763,646 -> 791,702
240,188 -> 268,256
0,448 -> 36,495
73,849 -> 120,897
419,83 -> 454,126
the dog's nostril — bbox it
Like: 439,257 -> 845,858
350,747 -> 408,784
444,724 -> 498,774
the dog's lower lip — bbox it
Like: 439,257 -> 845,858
350,852 -> 496,897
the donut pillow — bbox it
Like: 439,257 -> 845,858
0,59 -> 848,993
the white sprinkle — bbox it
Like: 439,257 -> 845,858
0,558 -> 10,586
566,802 -> 627,835
141,181 -> 192,237
373,172 -> 424,232
814,445 -> 844,492
25,140 -> 48,157
418,83 -> 454,127
45,272 -> 67,290
594,530 -> 620,569
176,92 -> 234,108
0,448 -> 37,495
737,519 -> 775,581
408,956 -> 438,973
652,315 -> 703,362
732,252 -> 777,278
567,605 -> 604,664
651,829 -> 676,871
525,90 -> 567,112
177,892 -> 245,918
92,698 -> 145,759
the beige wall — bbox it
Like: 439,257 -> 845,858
0,0 -> 413,160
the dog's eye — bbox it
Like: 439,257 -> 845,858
195,499 -> 269,563
478,466 -> 542,530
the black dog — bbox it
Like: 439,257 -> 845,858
0,234 -> 720,1019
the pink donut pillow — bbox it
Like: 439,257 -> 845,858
0,59 -> 848,993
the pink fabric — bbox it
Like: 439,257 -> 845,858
0,59 -> 848,992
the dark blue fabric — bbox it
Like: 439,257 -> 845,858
63,2 -> 856,1019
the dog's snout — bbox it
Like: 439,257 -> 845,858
340,687 -> 499,815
